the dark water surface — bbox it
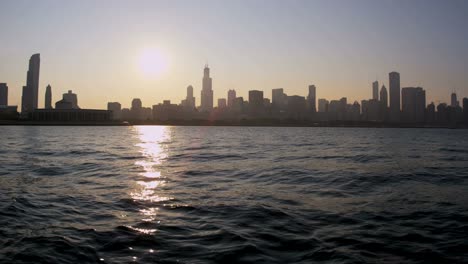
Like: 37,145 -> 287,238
1,126 -> 468,263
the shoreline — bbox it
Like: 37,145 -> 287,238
0,120 -> 466,129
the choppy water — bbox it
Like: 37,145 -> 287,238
1,126 -> 468,264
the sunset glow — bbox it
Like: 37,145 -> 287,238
137,49 -> 169,78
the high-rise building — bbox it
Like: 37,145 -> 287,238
200,64 -> 213,112
272,88 -> 287,111
401,87 -> 426,123
426,102 -> 436,123
107,102 -> 122,120
389,72 -> 400,122
380,85 -> 388,120
227,89 -> 236,108
218,98 -> 227,108
63,90 -> 79,109
318,99 -> 329,112
131,98 -> 143,120
372,81 -> 379,100
45,85 -> 52,109
307,85 -> 316,112
185,85 -> 195,109
0,83 -> 8,106
249,90 -> 264,116
451,92 -> 459,107
287,95 -> 307,119
21,53 -> 40,113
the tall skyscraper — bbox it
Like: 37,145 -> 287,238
21,54 -> 41,113
185,85 -> 195,109
401,87 -> 426,123
200,64 -> 213,112
389,72 -> 400,122
227,89 -> 236,108
45,85 -> 52,109
249,90 -> 264,116
0,83 -> 8,106
372,81 -> 379,100
451,92 -> 459,107
63,90 -> 79,109
307,85 -> 316,112
380,85 -> 388,121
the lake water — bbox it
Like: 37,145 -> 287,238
0,126 -> 467,263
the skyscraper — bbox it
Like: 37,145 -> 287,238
401,87 -> 426,123
0,83 -> 8,106
451,92 -> 459,107
185,85 -> 195,109
372,81 -> 379,100
45,85 -> 52,109
227,89 -> 236,108
272,88 -> 286,111
200,64 -> 213,112
21,53 -> 40,113
389,72 -> 400,122
249,90 -> 264,116
380,85 -> 388,121
307,85 -> 316,112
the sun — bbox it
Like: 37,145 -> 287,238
137,48 -> 169,78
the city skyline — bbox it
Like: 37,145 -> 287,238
1,0 -> 467,109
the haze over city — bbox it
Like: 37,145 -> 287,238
1,0 -> 467,109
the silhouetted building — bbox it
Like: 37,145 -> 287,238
183,85 -> 196,109
200,65 -> 213,112
31,109 -> 111,122
436,103 -> 449,124
21,54 -> 40,113
107,102 -> 122,120
287,95 -> 306,119
232,97 -> 244,114
426,102 -> 435,123
63,90 -> 79,109
0,83 -> 7,106
349,101 -> 361,121
402,87 -> 426,123
131,98 -> 144,120
451,92 -> 459,107
227,89 -> 236,108
272,88 -> 287,111
45,85 -> 52,109
380,85 -> 388,120
389,72 -> 400,122
55,99 -> 73,109
318,99 -> 329,112
372,81 -> 379,100
249,90 -> 264,117
218,98 -> 227,108
0,105 -> 18,120
153,100 -> 184,121
307,85 -> 316,112
360,99 -> 381,122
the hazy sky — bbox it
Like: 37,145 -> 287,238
1,0 -> 467,109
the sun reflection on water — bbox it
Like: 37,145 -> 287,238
130,126 -> 172,234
